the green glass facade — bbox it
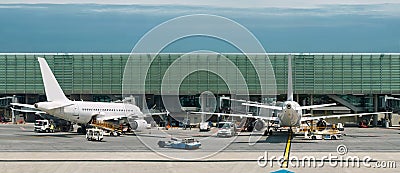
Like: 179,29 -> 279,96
0,53 -> 399,95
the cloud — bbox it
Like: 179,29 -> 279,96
82,3 -> 400,18
1,1 -> 400,18
1,0 -> 400,9
0,5 -> 47,9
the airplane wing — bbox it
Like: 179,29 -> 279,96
91,112 -> 129,121
10,103 -> 36,109
10,107 -> 46,114
191,112 -> 278,121
241,103 -> 283,110
11,102 -> 74,110
301,112 -> 391,121
297,103 -> 337,110
46,102 -> 74,110
96,115 -> 127,121
92,111 -> 168,121
144,112 -> 168,116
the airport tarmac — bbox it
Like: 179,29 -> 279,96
1,124 -> 399,173
1,124 -> 400,152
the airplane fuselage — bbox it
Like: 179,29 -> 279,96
35,101 -> 142,124
277,101 -> 302,127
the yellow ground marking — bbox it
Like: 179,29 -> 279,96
281,130 -> 292,168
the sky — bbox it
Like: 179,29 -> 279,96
0,1 -> 399,53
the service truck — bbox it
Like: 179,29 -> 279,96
34,119 -> 55,133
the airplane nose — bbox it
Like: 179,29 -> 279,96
286,104 -> 291,109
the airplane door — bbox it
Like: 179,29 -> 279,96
73,105 -> 79,116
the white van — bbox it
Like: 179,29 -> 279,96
217,122 -> 237,137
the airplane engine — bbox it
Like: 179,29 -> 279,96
254,120 -> 265,131
34,102 -> 57,111
130,119 -> 148,131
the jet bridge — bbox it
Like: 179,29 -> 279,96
328,95 -> 364,112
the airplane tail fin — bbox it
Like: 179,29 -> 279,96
287,54 -> 293,101
37,57 -> 70,102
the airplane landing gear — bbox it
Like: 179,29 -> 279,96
263,127 -> 273,136
77,125 -> 87,134
288,127 -> 293,139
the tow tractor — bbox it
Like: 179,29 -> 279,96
158,137 -> 201,150
302,119 -> 343,140
86,128 -> 104,141
305,129 -> 342,140
304,126 -> 343,140
199,122 -> 211,132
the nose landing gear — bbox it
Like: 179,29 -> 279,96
263,126 -> 273,136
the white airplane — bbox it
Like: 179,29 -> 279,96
193,55 -> 390,135
11,57 -> 166,131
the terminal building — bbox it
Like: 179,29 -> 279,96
1,53 -> 399,125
